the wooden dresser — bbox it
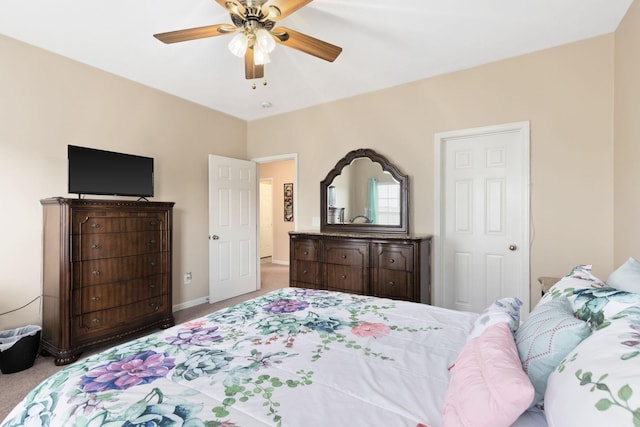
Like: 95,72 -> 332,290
290,232 -> 432,303
40,198 -> 175,365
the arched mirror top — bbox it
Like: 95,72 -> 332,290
320,148 -> 409,234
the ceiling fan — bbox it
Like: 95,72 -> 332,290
153,0 -> 343,80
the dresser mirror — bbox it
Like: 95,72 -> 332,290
320,148 -> 409,234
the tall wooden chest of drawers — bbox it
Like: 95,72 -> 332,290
290,232 -> 432,303
40,198 -> 175,365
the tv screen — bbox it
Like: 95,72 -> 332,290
68,145 -> 154,197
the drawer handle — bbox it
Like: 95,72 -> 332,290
389,259 -> 396,264
388,281 -> 396,287
91,223 -> 101,229
151,262 -> 157,267
150,302 -> 159,311
149,221 -> 157,226
91,296 -> 100,302
302,270 -> 308,275
149,239 -> 157,244
92,318 -> 100,324
303,251 -> 309,255
92,270 -> 101,276
149,283 -> 157,288
341,275 -> 347,279
342,255 -> 347,259
91,244 -> 101,249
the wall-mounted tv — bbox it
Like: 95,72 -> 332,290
68,145 -> 154,198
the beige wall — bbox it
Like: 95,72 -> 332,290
258,160 -> 295,264
614,1 -> 640,266
248,35 -> 616,309
0,35 -> 247,329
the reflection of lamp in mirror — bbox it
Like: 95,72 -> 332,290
328,185 -> 336,207
328,206 -> 344,224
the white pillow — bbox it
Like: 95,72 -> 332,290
607,257 -> 640,293
466,297 -> 522,341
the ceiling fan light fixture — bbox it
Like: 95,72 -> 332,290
228,32 -> 248,57
255,28 -> 276,53
253,45 -> 271,65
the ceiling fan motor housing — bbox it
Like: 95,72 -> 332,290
231,6 -> 275,31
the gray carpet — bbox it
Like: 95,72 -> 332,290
0,261 -> 288,422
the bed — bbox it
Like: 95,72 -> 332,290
3,261 -> 640,426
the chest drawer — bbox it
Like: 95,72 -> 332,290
292,260 -> 321,285
372,243 -> 414,271
72,253 -> 165,286
292,238 -> 320,261
372,269 -> 413,301
74,295 -> 169,339
73,214 -> 165,234
72,231 -> 165,261
325,264 -> 368,294
73,274 -> 167,315
324,241 -> 369,266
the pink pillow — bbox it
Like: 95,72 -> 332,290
442,323 -> 534,427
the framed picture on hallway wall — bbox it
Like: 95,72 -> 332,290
284,183 -> 293,222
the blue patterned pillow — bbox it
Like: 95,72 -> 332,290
515,298 -> 591,406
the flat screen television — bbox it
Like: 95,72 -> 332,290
68,145 -> 154,198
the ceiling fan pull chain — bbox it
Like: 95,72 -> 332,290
250,79 -> 267,90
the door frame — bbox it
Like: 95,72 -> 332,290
252,153 -> 299,285
433,121 -> 530,310
259,178 -> 274,259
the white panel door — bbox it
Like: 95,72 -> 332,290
435,122 -> 530,315
209,154 -> 258,303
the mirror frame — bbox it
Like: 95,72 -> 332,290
320,148 -> 409,234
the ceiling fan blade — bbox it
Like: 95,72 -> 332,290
245,48 -> 265,79
214,0 -> 246,17
262,0 -> 313,21
272,27 -> 342,62
154,24 -> 236,44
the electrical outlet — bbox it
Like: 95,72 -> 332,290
184,272 -> 192,285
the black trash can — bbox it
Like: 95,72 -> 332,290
0,325 -> 41,374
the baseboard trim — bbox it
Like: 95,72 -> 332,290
172,296 -> 209,312
270,259 -> 290,266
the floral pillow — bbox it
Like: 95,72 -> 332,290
515,298 -> 592,406
572,287 -> 640,329
545,308 -> 640,427
537,264 -> 640,330
539,265 -> 605,306
466,297 -> 522,341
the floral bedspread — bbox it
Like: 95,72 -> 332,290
2,288 -> 478,427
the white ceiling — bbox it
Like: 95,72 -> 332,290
0,0 -> 633,121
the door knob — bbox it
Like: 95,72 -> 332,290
509,244 -> 517,251
210,235 -> 220,240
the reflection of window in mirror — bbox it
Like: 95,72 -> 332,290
376,182 -> 400,225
